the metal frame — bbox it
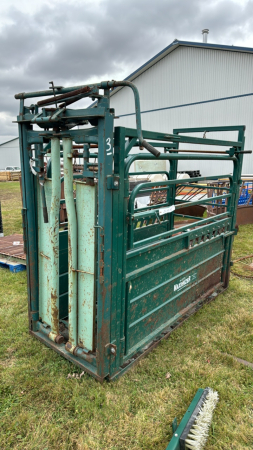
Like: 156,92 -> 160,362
15,82 -> 245,381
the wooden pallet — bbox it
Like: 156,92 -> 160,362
0,234 -> 26,260
0,257 -> 26,273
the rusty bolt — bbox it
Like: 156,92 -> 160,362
55,334 -> 64,344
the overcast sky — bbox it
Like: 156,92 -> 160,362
0,0 -> 252,143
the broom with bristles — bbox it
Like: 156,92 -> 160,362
166,388 -> 219,450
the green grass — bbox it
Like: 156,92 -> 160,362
0,181 -> 23,235
0,182 -> 253,449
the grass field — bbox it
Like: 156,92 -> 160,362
0,182 -> 253,450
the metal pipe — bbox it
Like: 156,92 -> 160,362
48,138 -> 62,344
16,80 -> 160,157
202,29 -> 209,43
125,154 -> 236,176
100,81 -> 160,157
168,149 -> 251,155
63,138 -> 78,352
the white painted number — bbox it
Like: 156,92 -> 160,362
106,137 -> 112,155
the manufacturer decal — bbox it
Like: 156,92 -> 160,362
174,272 -> 197,292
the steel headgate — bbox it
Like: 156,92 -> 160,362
15,81 -> 245,381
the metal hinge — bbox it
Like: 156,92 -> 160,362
106,175 -> 119,190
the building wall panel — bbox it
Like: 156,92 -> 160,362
111,46 -> 253,175
0,138 -> 20,169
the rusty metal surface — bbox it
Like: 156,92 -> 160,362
0,234 -> 26,260
236,205 -> 253,225
109,282 -> 225,381
37,86 -> 92,107
176,204 -> 205,217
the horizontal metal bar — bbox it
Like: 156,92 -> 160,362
125,152 -> 235,175
177,183 -> 230,191
132,142 -> 178,148
174,125 -> 245,133
127,212 -> 230,257
135,186 -> 170,194
134,202 -> 168,213
132,216 -> 231,248
175,193 -> 231,209
174,214 -> 202,220
129,171 -> 170,179
170,149 -> 251,154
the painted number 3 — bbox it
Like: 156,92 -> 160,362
106,137 -> 112,156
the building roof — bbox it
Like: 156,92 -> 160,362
0,137 -> 19,147
110,40 -> 253,97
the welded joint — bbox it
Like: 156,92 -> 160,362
40,252 -> 51,260
72,268 -> 94,275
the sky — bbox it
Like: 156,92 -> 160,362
0,0 -> 253,143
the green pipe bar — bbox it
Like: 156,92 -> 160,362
174,194 -> 231,209
177,183 -> 231,191
174,213 -> 204,220
63,138 -> 78,351
129,171 -> 170,179
125,152 -> 236,175
129,178 -> 232,215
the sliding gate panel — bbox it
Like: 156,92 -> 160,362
76,181 -> 96,351
38,179 -> 68,324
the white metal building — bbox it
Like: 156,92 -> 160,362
0,138 -> 20,170
110,39 -> 253,176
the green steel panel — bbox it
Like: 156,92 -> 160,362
134,222 -> 168,242
38,180 -> 68,324
125,238 -> 224,354
76,181 -> 96,351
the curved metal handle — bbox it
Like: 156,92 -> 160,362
101,81 -> 161,157
141,140 -> 160,157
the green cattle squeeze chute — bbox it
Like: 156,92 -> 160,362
15,80 -> 245,381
